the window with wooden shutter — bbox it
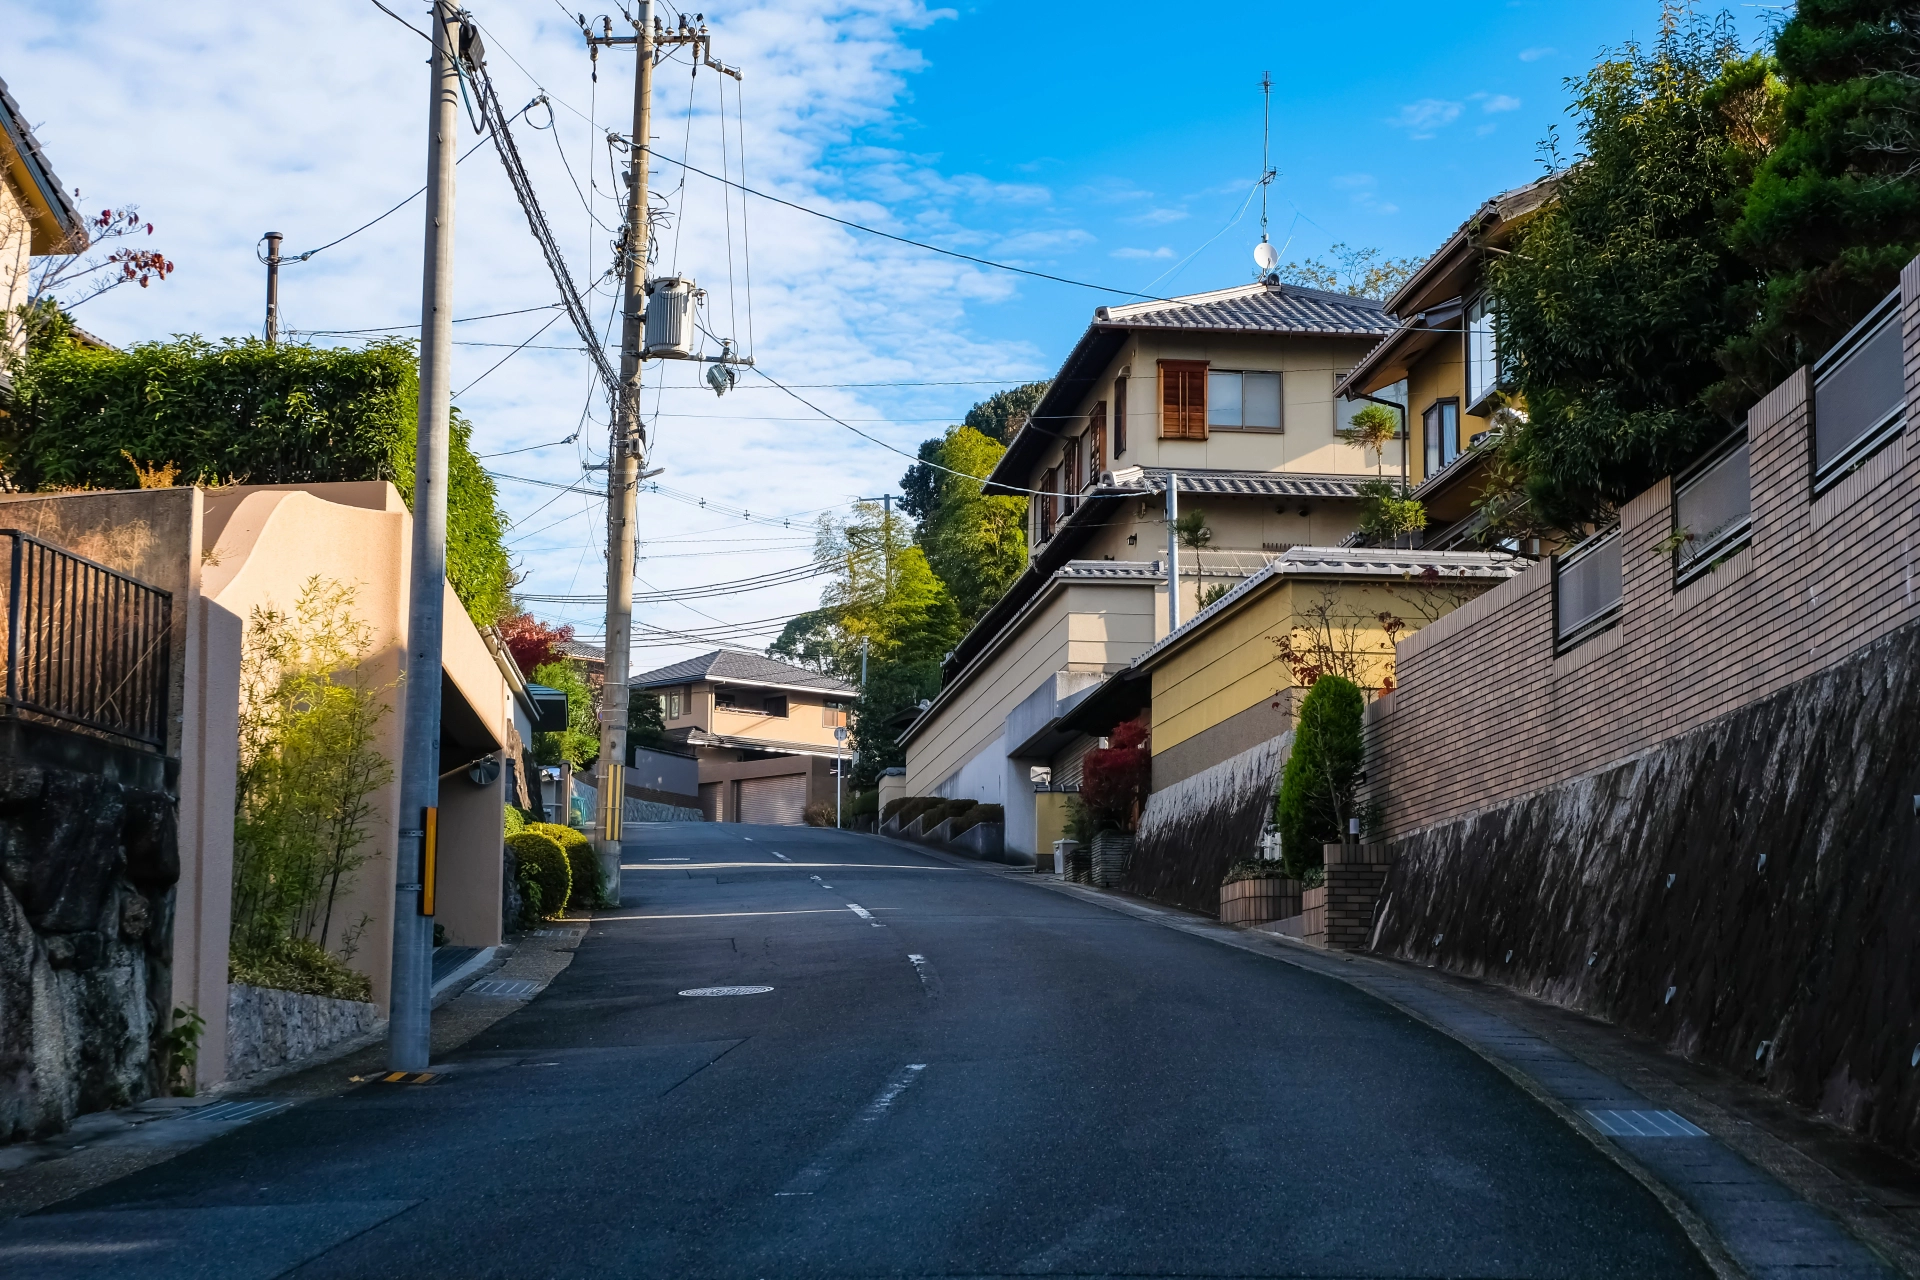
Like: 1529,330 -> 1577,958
1041,466 -> 1057,539
1114,378 -> 1128,455
1061,437 -> 1080,515
1090,402 -> 1107,480
1159,360 -> 1208,439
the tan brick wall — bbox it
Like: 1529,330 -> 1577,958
1366,260 -> 1920,839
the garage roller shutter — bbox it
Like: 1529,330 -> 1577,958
699,781 -> 725,823
737,773 -> 808,826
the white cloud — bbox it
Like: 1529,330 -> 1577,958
994,228 -> 1094,255
1481,94 -> 1522,113
0,0 -> 1055,668
1331,173 -> 1377,192
1519,46 -> 1555,62
1388,98 -> 1462,139
1124,207 -> 1189,226
1111,247 -> 1176,260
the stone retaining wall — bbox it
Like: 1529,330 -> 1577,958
226,984 -> 383,1081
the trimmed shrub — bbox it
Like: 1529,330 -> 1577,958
848,789 -> 879,817
881,796 -> 913,824
893,797 -> 943,829
950,803 -> 1002,836
509,847 -> 544,930
525,822 -> 595,906
1275,675 -> 1366,878
926,798 -> 978,830
1220,860 -> 1293,886
507,830 -> 569,919
503,805 -> 526,837
803,801 -> 835,827
229,936 -> 373,1001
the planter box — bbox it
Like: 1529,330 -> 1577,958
227,983 -> 383,1081
1220,875 -> 1302,926
928,816 -> 958,843
1301,884 -> 1327,947
950,821 -> 1012,863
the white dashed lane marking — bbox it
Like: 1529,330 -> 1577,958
846,903 -> 883,928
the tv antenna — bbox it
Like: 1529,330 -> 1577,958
1255,71 -> 1280,280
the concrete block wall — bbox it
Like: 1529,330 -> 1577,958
1364,261 -> 1920,838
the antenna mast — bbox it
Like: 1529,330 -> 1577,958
1254,72 -> 1280,282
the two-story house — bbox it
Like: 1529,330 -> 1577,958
630,649 -> 857,825
1333,176 -> 1556,550
900,280 -> 1401,861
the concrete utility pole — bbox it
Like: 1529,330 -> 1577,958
1165,474 -> 1181,631
262,232 -> 282,346
582,4 -> 656,905
390,0 -> 462,1073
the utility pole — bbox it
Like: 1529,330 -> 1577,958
390,0 -> 462,1073
584,6 -> 657,904
262,232 -> 283,346
1165,474 -> 1181,631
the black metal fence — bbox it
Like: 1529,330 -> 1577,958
2,530 -> 172,751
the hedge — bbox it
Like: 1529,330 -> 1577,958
949,803 -> 1002,835
524,822 -> 595,907
506,831 -> 569,921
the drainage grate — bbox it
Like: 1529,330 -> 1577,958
186,1101 -> 288,1125
531,929 -> 584,938
467,979 -> 541,999
1586,1109 -> 1708,1138
679,986 -> 774,997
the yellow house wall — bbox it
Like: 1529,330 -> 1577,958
1150,578 -> 1460,760
1408,341 -> 1466,486
0,171 -> 29,355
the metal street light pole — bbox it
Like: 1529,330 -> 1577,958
390,0 -> 461,1073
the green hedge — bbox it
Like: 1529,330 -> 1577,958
524,822 -> 595,907
3,335 -> 510,625
891,797 -> 943,828
950,802 -> 1002,835
229,936 -> 372,1001
507,831 -> 569,921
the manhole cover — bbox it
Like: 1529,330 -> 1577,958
678,985 -> 774,997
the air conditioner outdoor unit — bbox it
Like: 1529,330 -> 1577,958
643,277 -> 696,359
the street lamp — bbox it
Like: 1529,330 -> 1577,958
834,726 -> 849,828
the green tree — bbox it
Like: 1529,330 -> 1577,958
919,426 -> 1028,622
963,381 -> 1050,444
2,334 -> 513,625
1723,1 -> 1918,400
231,578 -> 392,961
530,658 -> 598,768
1486,11 -> 1778,527
1276,244 -> 1423,299
899,382 -> 1049,528
1274,675 -> 1366,878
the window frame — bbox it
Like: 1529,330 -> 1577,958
1671,425 -> 1752,587
1113,377 -> 1128,455
1204,368 -> 1284,432
823,701 -> 848,729
1465,292 -> 1501,414
1422,398 -> 1462,478
1810,285 -> 1906,495
762,694 -> 789,719
1090,401 -> 1107,480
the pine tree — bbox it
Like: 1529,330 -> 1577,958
1724,2 -> 1920,398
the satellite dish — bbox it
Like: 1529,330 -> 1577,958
1253,240 -> 1279,272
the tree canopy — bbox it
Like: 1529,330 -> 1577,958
916,426 -> 1028,622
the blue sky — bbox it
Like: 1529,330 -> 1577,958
2,0 -> 1780,664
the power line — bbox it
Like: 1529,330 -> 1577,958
293,304 -> 562,337
641,147 -> 1170,301
453,309 -> 567,397
280,135 -> 495,264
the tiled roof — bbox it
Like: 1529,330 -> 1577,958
1115,466 -> 1369,500
1055,559 -> 1167,580
0,74 -> 84,246
1099,282 -> 1396,338
559,639 -> 605,662
630,648 -> 856,695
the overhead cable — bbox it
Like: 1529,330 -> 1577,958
642,147 -> 1169,301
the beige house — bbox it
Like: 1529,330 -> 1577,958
1,482 -> 525,1090
902,281 -> 1401,860
631,649 -> 856,824
1,74 -> 86,372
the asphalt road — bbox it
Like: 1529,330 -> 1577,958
13,824 -> 1710,1279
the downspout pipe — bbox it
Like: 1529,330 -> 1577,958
1165,473 -> 1180,631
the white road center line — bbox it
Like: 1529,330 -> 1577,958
907,953 -> 941,997
776,1064 -> 927,1196
771,851 -> 791,861
846,903 -> 882,927
811,874 -> 835,890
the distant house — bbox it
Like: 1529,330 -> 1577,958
630,650 -> 857,825
0,73 -> 87,379
1334,177 -> 1556,550
902,280 -> 1401,861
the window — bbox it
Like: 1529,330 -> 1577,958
715,690 -> 738,710
1041,466 -> 1058,539
1554,527 -> 1623,652
1423,399 -> 1461,478
824,701 -> 847,728
1812,286 -> 1905,490
1466,294 -> 1500,410
1206,370 -> 1283,430
1090,401 -> 1107,480
1061,437 -> 1080,513
1159,359 -> 1208,439
666,690 -> 683,719
763,695 -> 789,718
1114,377 -> 1128,455
1672,429 -> 1751,584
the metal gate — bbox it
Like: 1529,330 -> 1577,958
736,773 -> 808,825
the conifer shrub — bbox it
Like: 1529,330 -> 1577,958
506,831 -> 569,920
1274,675 -> 1366,878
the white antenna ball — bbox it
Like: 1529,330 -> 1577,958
1254,241 -> 1279,272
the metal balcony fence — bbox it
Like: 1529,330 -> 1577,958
1553,525 -> 1622,652
2,530 -> 172,751
1812,287 -> 1906,491
1672,428 -> 1751,584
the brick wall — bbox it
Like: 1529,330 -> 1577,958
1364,260 -> 1920,838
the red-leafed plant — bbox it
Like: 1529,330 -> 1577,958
499,612 -> 573,678
1080,718 -> 1150,833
